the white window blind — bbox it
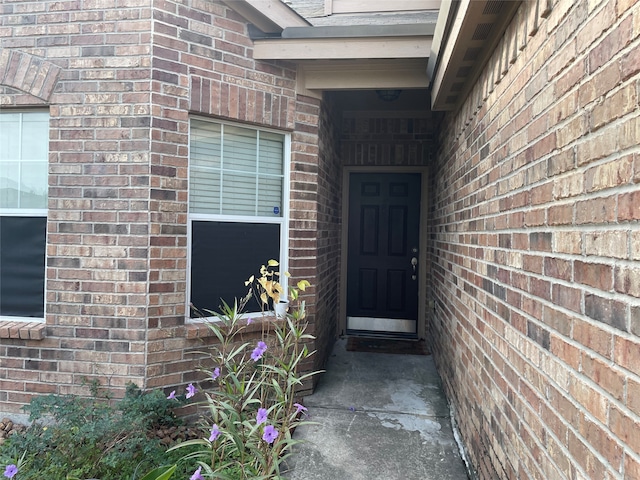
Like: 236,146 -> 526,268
190,119 -> 284,216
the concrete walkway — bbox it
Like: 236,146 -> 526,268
284,338 -> 469,480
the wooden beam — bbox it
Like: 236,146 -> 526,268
254,36 -> 432,60
299,60 -> 430,90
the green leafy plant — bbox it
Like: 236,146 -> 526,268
172,260 -> 320,479
139,465 -> 177,480
0,383 -> 197,480
1,261 -> 319,480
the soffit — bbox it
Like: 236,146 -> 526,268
224,0 -> 523,111
428,0 -> 521,111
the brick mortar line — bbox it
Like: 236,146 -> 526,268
432,239 -> 640,268
438,141 -> 640,192
451,272 -> 637,387
432,253 -> 640,324
431,220 -> 640,232
432,268 -> 638,378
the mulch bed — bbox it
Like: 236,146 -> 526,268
0,418 -> 25,445
346,337 -> 430,355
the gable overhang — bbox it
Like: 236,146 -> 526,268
428,0 -> 522,111
219,0 -> 310,33
252,23 -> 434,95
253,24 -> 433,60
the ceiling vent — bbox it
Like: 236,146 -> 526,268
472,23 -> 493,40
483,1 -> 504,15
463,47 -> 483,61
456,66 -> 472,78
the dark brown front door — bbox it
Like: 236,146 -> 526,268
346,172 -> 421,336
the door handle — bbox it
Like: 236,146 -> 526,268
411,257 -> 418,280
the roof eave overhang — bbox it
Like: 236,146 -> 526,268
252,23 -> 435,60
252,23 -> 434,97
220,0 -> 310,33
221,2 -> 435,97
429,0 -> 522,111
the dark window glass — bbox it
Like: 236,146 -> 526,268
0,216 -> 46,317
190,221 -> 280,317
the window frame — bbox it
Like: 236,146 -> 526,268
0,109 -> 49,323
186,116 -> 291,322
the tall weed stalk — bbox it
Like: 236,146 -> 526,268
173,261 -> 319,479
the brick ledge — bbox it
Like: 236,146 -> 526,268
0,321 -> 46,340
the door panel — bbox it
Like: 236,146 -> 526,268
346,173 -> 421,335
388,206 -> 408,255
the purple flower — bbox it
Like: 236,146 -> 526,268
190,466 -> 204,480
247,317 -> 253,325
3,465 -> 18,479
293,403 -> 308,414
251,341 -> 268,362
186,383 -> 197,399
256,407 -> 268,425
167,390 -> 176,400
251,348 -> 263,361
209,424 -> 221,442
262,424 -> 279,444
212,367 -> 220,380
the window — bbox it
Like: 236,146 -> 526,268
188,118 -> 289,317
0,110 -> 49,320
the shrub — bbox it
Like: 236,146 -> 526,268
0,261 -> 319,480
0,382 -> 198,479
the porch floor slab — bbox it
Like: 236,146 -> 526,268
284,338 -> 469,480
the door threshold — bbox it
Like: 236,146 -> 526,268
347,315 -> 416,334
345,329 -> 419,340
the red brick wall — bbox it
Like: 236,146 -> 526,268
143,0 -> 323,394
0,0 -> 154,414
0,0 -> 329,413
309,93 -> 342,370
341,116 -> 437,167
430,0 -> 640,478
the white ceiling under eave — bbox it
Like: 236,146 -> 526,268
253,35 -> 432,97
219,1 -> 434,95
